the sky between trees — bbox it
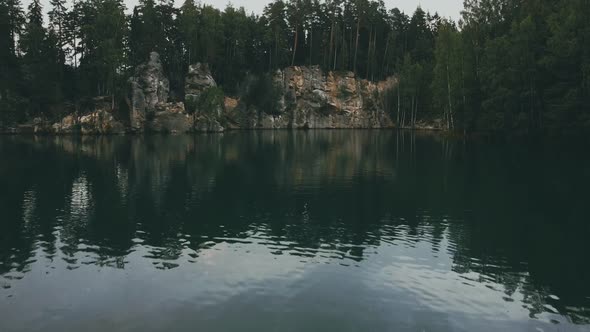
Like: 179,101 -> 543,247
26,0 -> 464,18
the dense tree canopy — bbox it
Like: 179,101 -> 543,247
0,0 -> 589,132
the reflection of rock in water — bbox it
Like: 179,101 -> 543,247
22,189 -> 37,226
116,164 -> 128,200
37,132 -> 400,193
0,133 -> 589,324
70,173 -> 92,222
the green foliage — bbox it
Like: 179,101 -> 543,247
432,21 -> 462,130
70,0 -> 126,104
0,94 -> 28,126
242,74 -> 284,115
2,0 -> 590,132
0,0 -> 24,108
19,0 -> 59,117
541,0 -> 590,128
194,86 -> 224,115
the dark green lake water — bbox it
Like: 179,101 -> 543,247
0,131 -> 589,332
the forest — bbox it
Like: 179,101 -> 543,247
0,0 -> 589,132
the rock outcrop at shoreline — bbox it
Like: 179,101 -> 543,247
185,63 -> 217,105
7,98 -> 127,135
127,52 -> 193,133
233,66 -> 396,129
186,62 -> 225,132
2,52 -> 400,135
127,52 -> 171,132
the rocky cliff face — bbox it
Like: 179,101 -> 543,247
185,63 -> 225,132
51,109 -> 126,135
3,53 -> 398,135
127,52 -> 194,133
185,63 -> 217,104
233,66 -> 396,130
9,97 -> 126,135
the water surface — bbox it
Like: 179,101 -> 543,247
0,131 -> 589,332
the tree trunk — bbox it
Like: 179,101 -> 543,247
366,26 -> 372,79
397,84 -> 401,127
275,30 -> 279,68
349,25 -> 353,70
446,63 -> 453,130
410,95 -> 416,129
291,27 -> 299,66
353,18 -> 361,74
334,34 -> 338,71
268,45 -> 272,71
328,21 -> 334,69
372,30 -> 377,81
461,52 -> 466,130
403,96 -> 408,128
415,91 -> 419,127
382,34 -> 390,75
309,25 -> 313,66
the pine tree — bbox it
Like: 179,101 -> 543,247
20,0 -> 49,116
0,0 -> 25,124
433,21 -> 461,130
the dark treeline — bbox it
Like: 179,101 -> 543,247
0,0 -> 589,131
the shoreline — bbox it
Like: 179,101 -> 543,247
4,125 -> 581,138
0,126 -> 446,136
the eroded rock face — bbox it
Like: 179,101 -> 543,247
232,66 -> 396,129
280,66 -> 395,129
52,115 -> 78,134
79,110 -> 126,135
184,63 -> 226,131
32,118 -> 52,134
185,63 -> 217,104
126,52 -> 199,133
5,61 -> 399,135
194,116 -> 224,132
50,109 -> 125,135
149,102 -> 192,133
128,52 -> 170,131
224,97 -> 239,112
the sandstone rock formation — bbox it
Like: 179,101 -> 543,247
194,116 -> 224,132
184,62 -> 225,132
127,52 -> 171,131
149,102 -> 192,133
185,63 -> 217,104
233,66 -> 396,129
49,108 -> 126,135
52,115 -> 79,134
78,110 -> 126,135
126,52 -> 197,133
3,56 -> 400,135
184,63 -> 225,121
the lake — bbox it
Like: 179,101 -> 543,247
0,131 -> 588,332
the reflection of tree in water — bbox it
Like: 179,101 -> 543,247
0,132 -> 588,323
